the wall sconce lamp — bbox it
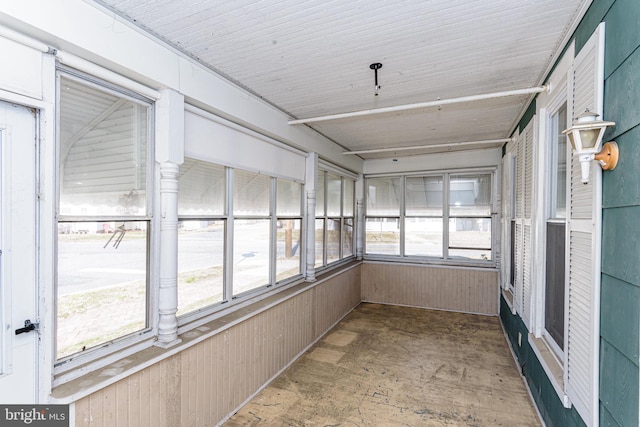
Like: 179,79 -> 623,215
562,110 -> 618,184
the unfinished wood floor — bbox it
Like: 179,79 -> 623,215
225,303 -> 540,426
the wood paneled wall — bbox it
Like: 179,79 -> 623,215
361,262 -> 498,315
74,266 -> 361,427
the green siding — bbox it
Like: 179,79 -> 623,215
604,48 -> 640,137
600,339 -> 640,425
600,0 -> 640,425
602,125 -> 640,208
602,207 -> 640,287
574,0 -> 615,54
600,404 -> 621,426
600,274 -> 640,364
500,298 -> 586,427
518,99 -> 536,134
604,0 -> 640,78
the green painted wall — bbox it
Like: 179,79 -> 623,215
500,298 -> 585,427
600,0 -> 640,425
500,0 -> 640,426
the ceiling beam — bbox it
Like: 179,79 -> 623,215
289,86 -> 547,125
342,138 -> 512,155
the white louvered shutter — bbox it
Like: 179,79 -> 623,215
513,132 -> 525,315
500,154 -> 510,290
564,23 -> 605,426
521,122 -> 534,328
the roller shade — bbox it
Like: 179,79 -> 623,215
184,105 -> 306,182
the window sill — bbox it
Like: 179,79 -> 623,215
501,289 -> 515,313
363,255 -> 497,270
528,334 -> 571,408
50,261 -> 362,404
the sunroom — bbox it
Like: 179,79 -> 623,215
0,0 -> 638,426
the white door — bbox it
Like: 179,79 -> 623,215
0,101 -> 38,403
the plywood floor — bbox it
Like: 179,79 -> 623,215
225,303 -> 541,426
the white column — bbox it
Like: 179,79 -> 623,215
154,89 -> 184,348
305,189 -> 316,281
156,162 -> 181,347
305,153 -> 318,281
356,174 -> 365,260
356,199 -> 364,260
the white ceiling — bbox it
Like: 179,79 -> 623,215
91,0 -> 589,159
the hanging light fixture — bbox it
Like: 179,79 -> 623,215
562,110 -> 617,184
370,63 -> 382,96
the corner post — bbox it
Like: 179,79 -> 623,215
154,89 -> 184,348
305,153 -> 318,281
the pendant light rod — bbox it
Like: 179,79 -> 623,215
343,138 -> 512,155
289,85 -> 547,125
370,62 -> 382,96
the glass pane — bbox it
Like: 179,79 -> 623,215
315,219 -> 325,267
178,158 -> 225,216
177,220 -> 224,316
327,218 -> 341,263
277,179 -> 302,216
405,218 -> 443,257
343,218 -> 354,258
448,248 -> 493,260
365,218 -> 400,255
57,221 -> 148,359
448,218 -> 492,260
449,174 -> 492,216
406,176 -> 443,216
233,219 -> 270,294
59,76 -> 149,216
367,177 -> 401,216
545,222 -> 565,349
316,171 -> 325,216
327,174 -> 342,216
343,179 -> 355,217
234,170 -> 270,216
550,103 -> 568,219
276,219 -> 302,281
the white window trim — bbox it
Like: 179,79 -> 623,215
364,167 -> 497,267
314,167 -> 357,273
500,141 -> 518,313
53,67 -> 158,382
540,87 -> 570,361
530,38 -> 575,408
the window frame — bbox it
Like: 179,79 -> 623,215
542,94 -> 570,361
54,67 -> 156,375
364,168 -> 497,267
176,158 -> 229,321
314,169 -> 356,271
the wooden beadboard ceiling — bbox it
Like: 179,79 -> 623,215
91,0 -> 589,160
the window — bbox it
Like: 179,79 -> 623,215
177,158 -> 226,316
276,178 -> 303,281
365,176 -> 401,256
56,73 -> 153,360
177,162 -> 303,315
507,153 -> 517,291
233,170 -> 271,294
315,170 -> 355,267
365,172 -> 494,263
448,174 -> 492,260
544,102 -> 568,354
405,176 -> 443,257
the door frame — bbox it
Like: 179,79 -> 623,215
0,73 -> 56,403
